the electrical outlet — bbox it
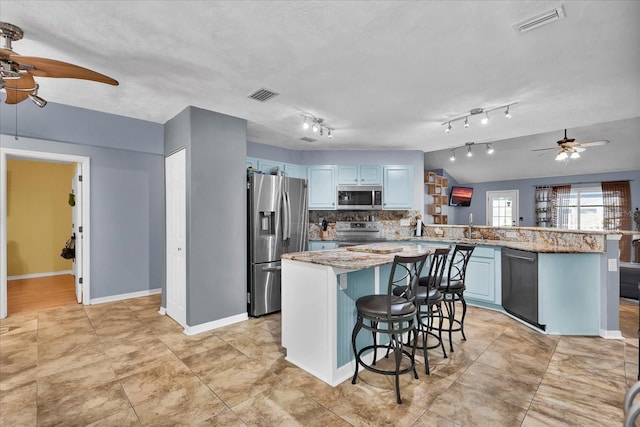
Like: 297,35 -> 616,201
400,218 -> 410,226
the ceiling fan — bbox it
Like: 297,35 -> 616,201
0,22 -> 118,108
532,129 -> 610,161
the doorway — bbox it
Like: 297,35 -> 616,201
486,190 -> 519,227
1,146 -> 91,319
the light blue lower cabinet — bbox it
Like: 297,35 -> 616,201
309,241 -> 339,251
464,247 -> 498,303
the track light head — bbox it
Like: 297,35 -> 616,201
504,106 -> 512,119
466,145 -> 473,157
449,151 -> 456,162
481,112 -> 489,125
328,129 -> 332,138
464,117 -> 469,128
445,122 -> 452,133
486,144 -> 494,154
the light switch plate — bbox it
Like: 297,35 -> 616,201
608,258 -> 617,272
400,218 -> 410,226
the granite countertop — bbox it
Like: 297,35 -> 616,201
282,243 -> 441,269
404,237 -> 603,253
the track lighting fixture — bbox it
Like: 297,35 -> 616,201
447,141 -> 496,161
300,112 -> 334,139
441,102 -> 517,133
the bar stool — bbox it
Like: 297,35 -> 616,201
414,247 -> 450,374
438,244 -> 475,352
351,253 -> 428,404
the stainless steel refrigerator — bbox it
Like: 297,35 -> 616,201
247,174 -> 308,316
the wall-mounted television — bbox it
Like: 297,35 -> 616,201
449,186 -> 473,207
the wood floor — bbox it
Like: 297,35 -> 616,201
7,274 -> 78,315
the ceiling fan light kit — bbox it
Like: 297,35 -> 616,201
0,22 -> 118,108
442,102 -> 517,133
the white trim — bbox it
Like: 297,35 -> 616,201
1,145 -> 91,318
599,328 -> 625,340
607,234 -> 623,241
8,270 -> 73,280
158,307 -> 167,315
90,288 -> 161,305
183,312 -> 249,336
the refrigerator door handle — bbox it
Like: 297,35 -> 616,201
262,266 -> 282,272
286,191 -> 292,240
282,191 -> 290,242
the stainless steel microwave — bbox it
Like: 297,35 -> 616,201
336,185 -> 383,210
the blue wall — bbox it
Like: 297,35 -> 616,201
448,169 -> 640,227
1,101 -> 165,299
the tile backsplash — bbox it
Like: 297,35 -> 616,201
309,210 -> 422,240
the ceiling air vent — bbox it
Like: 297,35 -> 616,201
513,5 -> 565,34
300,136 -> 317,143
248,88 -> 279,102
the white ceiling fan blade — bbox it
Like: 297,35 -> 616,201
578,140 -> 610,147
531,147 -> 557,152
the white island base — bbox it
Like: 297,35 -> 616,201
281,259 -> 387,386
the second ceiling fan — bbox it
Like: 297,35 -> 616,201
532,129 -> 610,161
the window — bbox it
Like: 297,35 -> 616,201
556,186 -> 604,230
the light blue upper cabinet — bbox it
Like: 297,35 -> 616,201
284,163 -> 308,179
308,165 -> 336,210
337,165 -> 382,185
337,166 -> 359,185
257,159 -> 285,175
382,165 -> 413,209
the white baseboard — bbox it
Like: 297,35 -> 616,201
599,329 -> 625,340
158,307 -> 167,315
90,288 -> 161,305
8,270 -> 73,281
183,312 -> 249,336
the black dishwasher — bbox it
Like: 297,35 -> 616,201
501,248 -> 545,330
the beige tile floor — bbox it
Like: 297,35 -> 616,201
1,294 -> 637,426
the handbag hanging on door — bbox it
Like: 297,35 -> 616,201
60,235 -> 76,259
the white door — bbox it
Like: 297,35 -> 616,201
486,190 -> 519,226
165,149 -> 187,327
71,163 -> 83,303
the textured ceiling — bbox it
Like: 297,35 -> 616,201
1,1 -> 639,181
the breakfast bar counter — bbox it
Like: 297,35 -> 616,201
280,243 -> 439,386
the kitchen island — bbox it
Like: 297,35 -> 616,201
281,242 -> 439,387
281,231 -> 623,387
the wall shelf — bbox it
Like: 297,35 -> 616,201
425,172 -> 448,224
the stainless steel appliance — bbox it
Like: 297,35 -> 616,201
248,174 -> 308,316
336,221 -> 387,247
336,185 -> 383,210
501,248 -> 544,330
